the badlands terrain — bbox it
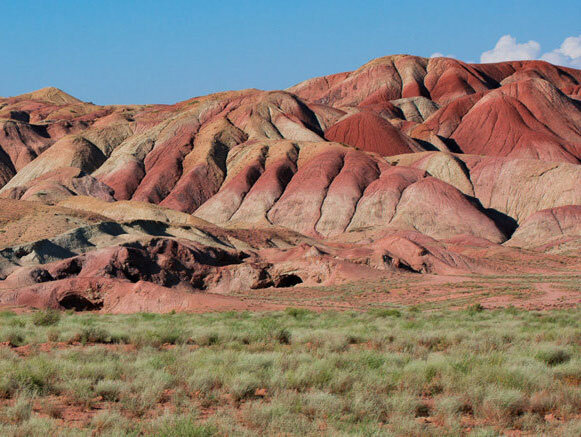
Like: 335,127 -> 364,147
0,55 -> 580,312
0,55 -> 580,436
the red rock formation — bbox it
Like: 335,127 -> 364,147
0,56 -> 580,312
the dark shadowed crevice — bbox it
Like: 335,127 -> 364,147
438,136 -> 464,154
292,97 -> 326,137
483,208 -> 519,239
382,254 -> 421,273
0,146 -> 17,179
59,294 -> 103,311
275,274 -> 303,288
414,138 -> 440,152
190,274 -> 207,290
9,111 -> 31,123
471,68 -> 502,90
466,195 -> 519,239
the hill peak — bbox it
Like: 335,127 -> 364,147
16,86 -> 82,105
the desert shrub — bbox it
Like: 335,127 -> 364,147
481,388 -> 526,422
552,359 -> 581,385
91,409 -> 134,434
120,371 -> 172,416
3,329 -> 26,347
187,368 -> 223,394
504,305 -> 520,315
63,378 -> 94,406
193,332 -> 220,346
46,329 -> 60,342
10,358 -> 57,395
370,308 -> 402,318
32,310 -> 61,327
71,326 -> 126,344
301,390 -> 342,418
8,318 -> 26,328
346,389 -> 390,423
529,390 -> 557,415
275,328 -> 291,345
435,395 -> 472,418
418,334 -> 450,351
284,307 -> 312,319
131,326 -> 185,348
322,333 -> 350,352
467,303 -> 485,314
241,395 -> 314,435
536,348 -> 571,367
154,325 -> 187,345
385,392 -> 421,417
0,395 -> 32,424
229,373 -> 261,401
283,358 -> 336,390
150,414 -> 216,436
95,379 -> 122,401
0,377 -> 17,399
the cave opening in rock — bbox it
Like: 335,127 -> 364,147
59,294 -> 103,311
275,274 -> 303,288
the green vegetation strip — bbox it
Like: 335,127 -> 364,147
0,307 -> 579,436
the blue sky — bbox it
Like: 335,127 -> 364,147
1,0 -> 579,104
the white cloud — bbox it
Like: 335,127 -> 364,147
540,51 -> 571,66
561,36 -> 581,58
480,34 -> 581,69
540,35 -> 581,68
480,35 -> 540,63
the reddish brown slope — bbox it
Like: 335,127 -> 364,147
324,111 -> 419,155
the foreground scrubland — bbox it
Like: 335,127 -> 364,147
0,306 -> 579,436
